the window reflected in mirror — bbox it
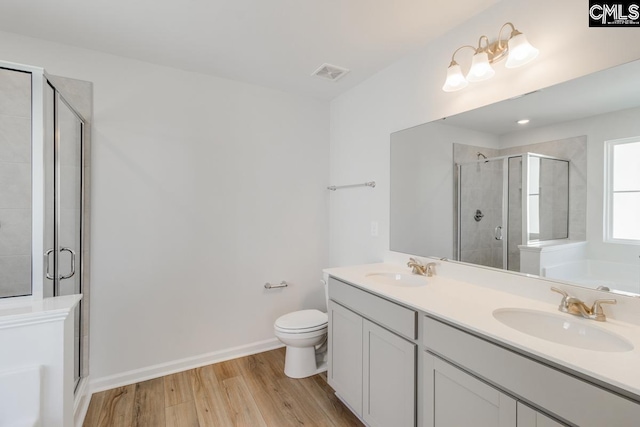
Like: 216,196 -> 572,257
606,137 -> 640,243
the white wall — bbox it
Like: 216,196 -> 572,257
329,0 -> 640,267
0,31 -> 329,381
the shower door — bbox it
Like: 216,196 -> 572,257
457,158 -> 507,269
44,85 -> 84,389
458,153 -> 567,273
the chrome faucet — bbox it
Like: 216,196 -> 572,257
407,258 -> 437,277
551,287 -> 617,322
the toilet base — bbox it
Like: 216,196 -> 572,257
283,346 -> 327,379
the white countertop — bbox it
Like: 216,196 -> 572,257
324,262 -> 640,399
0,294 -> 82,329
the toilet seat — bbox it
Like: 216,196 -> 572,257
274,309 -> 328,334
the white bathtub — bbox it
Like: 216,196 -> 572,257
543,259 -> 640,294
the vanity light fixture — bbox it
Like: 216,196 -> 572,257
442,22 -> 539,92
517,119 -> 530,125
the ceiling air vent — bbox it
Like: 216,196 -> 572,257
311,63 -> 350,82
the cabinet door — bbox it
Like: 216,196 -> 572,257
363,319 -> 416,427
517,403 -> 565,427
423,352 -> 516,427
328,301 -> 363,416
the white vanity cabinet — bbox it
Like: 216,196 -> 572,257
328,300 -> 363,415
363,319 -> 416,427
423,352 -> 516,427
423,316 -> 640,427
423,352 -> 565,427
326,266 -> 640,427
517,404 -> 564,427
328,277 -> 417,427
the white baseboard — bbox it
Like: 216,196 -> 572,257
74,376 -> 91,427
89,338 -> 283,394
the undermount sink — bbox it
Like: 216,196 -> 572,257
365,272 -> 428,287
493,308 -> 633,353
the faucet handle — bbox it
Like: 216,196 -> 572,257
425,262 -> 437,277
591,299 -> 617,322
551,287 -> 570,312
550,287 -> 568,298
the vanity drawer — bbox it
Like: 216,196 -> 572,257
329,277 -> 417,340
423,316 -> 640,427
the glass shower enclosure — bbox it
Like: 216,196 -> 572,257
457,153 -> 569,272
0,61 -> 86,390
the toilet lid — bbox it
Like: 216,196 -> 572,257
274,309 -> 328,331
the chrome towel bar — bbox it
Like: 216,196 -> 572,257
264,281 -> 288,289
327,181 -> 375,191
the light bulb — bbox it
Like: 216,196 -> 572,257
505,32 -> 539,68
442,62 -> 468,92
466,51 -> 495,82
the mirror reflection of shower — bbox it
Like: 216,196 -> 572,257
457,153 -> 569,272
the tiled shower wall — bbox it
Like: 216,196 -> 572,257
0,68 -> 32,298
458,160 -> 505,269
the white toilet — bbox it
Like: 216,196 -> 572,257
274,280 -> 329,378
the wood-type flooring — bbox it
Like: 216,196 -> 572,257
83,347 -> 363,427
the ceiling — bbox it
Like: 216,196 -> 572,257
0,0 -> 497,99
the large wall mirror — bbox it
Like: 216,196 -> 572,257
391,59 -> 640,296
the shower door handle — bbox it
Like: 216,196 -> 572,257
494,226 -> 503,241
59,247 -> 76,280
45,248 -> 54,280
